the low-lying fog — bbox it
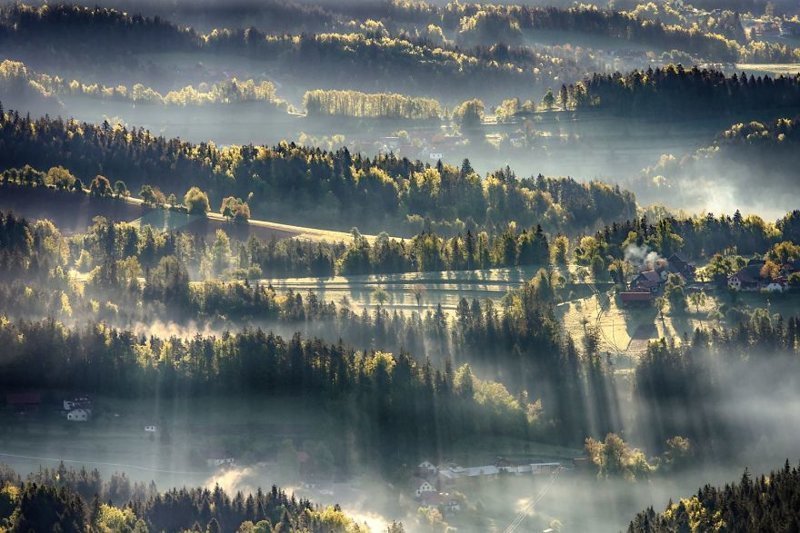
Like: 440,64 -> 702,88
4,349 -> 800,532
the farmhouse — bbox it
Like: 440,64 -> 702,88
666,253 -> 696,280
416,461 -> 437,477
418,460 -> 435,471
530,462 -> 561,474
728,262 -> 766,291
413,478 -> 436,498
631,270 -> 661,293
622,254 -> 698,307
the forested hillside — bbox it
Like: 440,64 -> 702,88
629,462 -> 800,532
634,116 -> 800,216
4,1 -> 800,531
0,107 -> 637,235
582,66 -> 800,118
0,463 -> 363,532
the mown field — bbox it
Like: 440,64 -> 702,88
0,183 -> 365,242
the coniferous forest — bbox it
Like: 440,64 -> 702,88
2,1 -> 800,532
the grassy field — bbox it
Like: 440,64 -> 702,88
0,183 -> 389,243
0,395 -> 325,487
262,266 -> 566,315
559,285 -> 800,362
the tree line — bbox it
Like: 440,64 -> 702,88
5,208 -> 800,459
629,461 -> 800,532
0,59 -> 284,108
634,311 -> 800,453
0,4 -> 580,103
0,210 -> 619,448
0,107 -> 637,235
572,209 -> 800,284
0,317 -> 540,466
581,65 -> 800,118
0,462 -> 366,532
303,89 -> 441,120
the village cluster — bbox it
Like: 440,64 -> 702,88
619,252 -> 697,305
619,252 -> 799,307
727,258 -> 800,293
411,459 -> 562,514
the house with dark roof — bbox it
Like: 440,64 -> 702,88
631,270 -> 662,293
728,263 -> 766,291
620,291 -> 653,305
667,253 -> 696,280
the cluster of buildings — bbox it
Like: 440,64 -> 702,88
594,49 -> 664,73
743,16 -> 800,39
728,258 -> 800,293
63,396 -> 93,422
4,393 -> 94,421
620,253 -> 696,305
368,132 -> 462,163
205,450 -> 236,468
412,459 -> 561,512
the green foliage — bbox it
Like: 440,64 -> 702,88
0,59 -> 284,110
89,175 -> 112,197
585,433 -> 652,481
0,109 -> 637,235
45,166 -> 76,190
183,186 -> 210,215
629,462 -> 800,532
453,99 -> 485,129
304,89 -> 441,120
220,196 -> 250,223
664,273 -> 687,313
0,462 -> 344,533
584,66 -> 800,118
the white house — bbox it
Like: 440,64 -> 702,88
66,409 -> 90,422
418,460 -> 435,471
728,263 -> 766,291
63,396 -> 92,411
414,479 -> 436,498
765,282 -> 787,293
